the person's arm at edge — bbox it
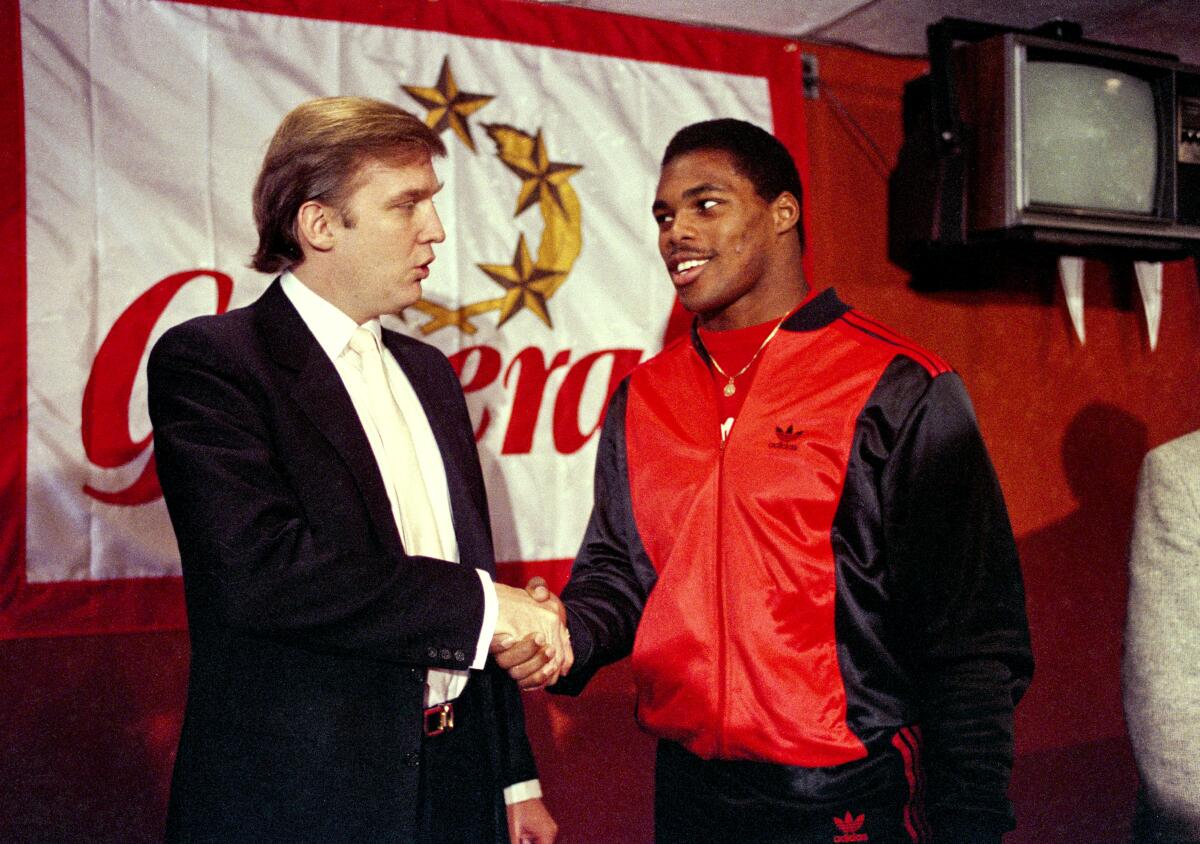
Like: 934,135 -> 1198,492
1123,442 -> 1200,841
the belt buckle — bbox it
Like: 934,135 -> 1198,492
423,702 -> 454,737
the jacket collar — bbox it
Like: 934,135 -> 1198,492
781,288 -> 850,332
688,287 -> 850,361
255,278 -> 316,373
252,281 -> 492,569
253,279 -> 407,559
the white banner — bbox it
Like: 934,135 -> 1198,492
22,0 -> 774,582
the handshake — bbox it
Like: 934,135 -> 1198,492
492,577 -> 573,690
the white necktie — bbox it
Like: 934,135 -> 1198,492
345,326 -> 444,558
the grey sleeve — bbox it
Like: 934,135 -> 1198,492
1123,438 -> 1200,839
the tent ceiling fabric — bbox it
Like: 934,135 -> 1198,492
536,0 -> 1200,65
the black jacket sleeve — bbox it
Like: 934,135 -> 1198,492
881,366 -> 1034,842
551,379 -> 658,695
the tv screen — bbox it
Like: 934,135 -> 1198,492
888,22 -> 1200,270
1021,60 -> 1158,215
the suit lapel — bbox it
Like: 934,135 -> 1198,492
253,281 -> 406,558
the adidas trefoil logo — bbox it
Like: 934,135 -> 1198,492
833,810 -> 869,843
768,423 -> 804,451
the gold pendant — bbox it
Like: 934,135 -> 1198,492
723,380 -> 736,397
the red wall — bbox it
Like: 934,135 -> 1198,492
5,40 -> 1200,843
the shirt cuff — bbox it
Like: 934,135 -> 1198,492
503,779 -> 543,805
473,569 -> 497,670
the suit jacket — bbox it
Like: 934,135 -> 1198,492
148,280 -> 534,842
1123,428 -> 1200,843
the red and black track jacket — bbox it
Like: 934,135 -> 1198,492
553,289 -> 1033,839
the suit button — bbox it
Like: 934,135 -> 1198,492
404,751 -> 420,767
453,650 -> 466,663
426,647 -> 438,659
409,668 -> 424,683
439,648 -> 452,661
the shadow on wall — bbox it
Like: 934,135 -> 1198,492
1010,401 -> 1148,844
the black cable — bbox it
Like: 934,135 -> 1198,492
814,76 -> 893,179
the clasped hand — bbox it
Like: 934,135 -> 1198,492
491,577 -> 572,690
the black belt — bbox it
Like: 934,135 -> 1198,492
423,702 -> 455,737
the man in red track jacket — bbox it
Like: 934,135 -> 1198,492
500,119 -> 1032,844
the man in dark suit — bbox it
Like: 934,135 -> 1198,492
148,96 -> 569,843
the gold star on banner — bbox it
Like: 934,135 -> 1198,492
402,57 -> 494,152
478,233 -> 567,327
485,125 -> 582,217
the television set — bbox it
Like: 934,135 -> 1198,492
890,18 -> 1200,276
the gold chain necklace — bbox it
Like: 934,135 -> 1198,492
701,313 -> 789,397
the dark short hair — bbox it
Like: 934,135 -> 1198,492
251,96 -> 446,274
662,118 -> 805,250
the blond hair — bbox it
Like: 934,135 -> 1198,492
250,96 -> 446,273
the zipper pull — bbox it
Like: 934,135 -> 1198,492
720,416 -> 734,446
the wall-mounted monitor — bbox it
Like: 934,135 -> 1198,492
890,19 -> 1200,274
